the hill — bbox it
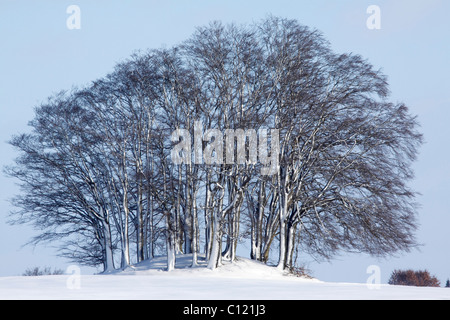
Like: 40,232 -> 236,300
1,254 -> 449,300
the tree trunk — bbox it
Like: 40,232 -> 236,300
277,186 -> 289,270
166,212 -> 176,272
191,190 -> 199,267
277,219 -> 287,270
123,194 -> 131,268
286,221 -> 298,270
207,211 -> 222,269
101,219 -> 115,273
204,169 -> 213,260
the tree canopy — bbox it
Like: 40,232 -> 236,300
6,17 -> 423,273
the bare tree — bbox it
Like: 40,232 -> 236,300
6,91 -> 117,272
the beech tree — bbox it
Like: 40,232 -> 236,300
6,17 -> 422,273
7,91 -> 117,272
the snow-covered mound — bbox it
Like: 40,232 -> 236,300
1,254 -> 450,300
116,254 -> 307,280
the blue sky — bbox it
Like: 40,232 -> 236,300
1,0 -> 449,284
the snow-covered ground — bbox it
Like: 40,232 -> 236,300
1,254 -> 449,300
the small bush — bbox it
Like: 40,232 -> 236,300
388,269 -> 440,287
288,265 -> 314,279
22,266 -> 65,276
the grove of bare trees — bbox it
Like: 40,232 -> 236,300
6,17 -> 423,273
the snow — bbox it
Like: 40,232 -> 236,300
1,254 -> 449,300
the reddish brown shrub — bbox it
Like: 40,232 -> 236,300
388,269 -> 441,287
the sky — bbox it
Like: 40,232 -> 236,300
0,0 -> 449,285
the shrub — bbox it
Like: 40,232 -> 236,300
22,266 -> 65,276
288,265 -> 314,279
388,269 -> 440,287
